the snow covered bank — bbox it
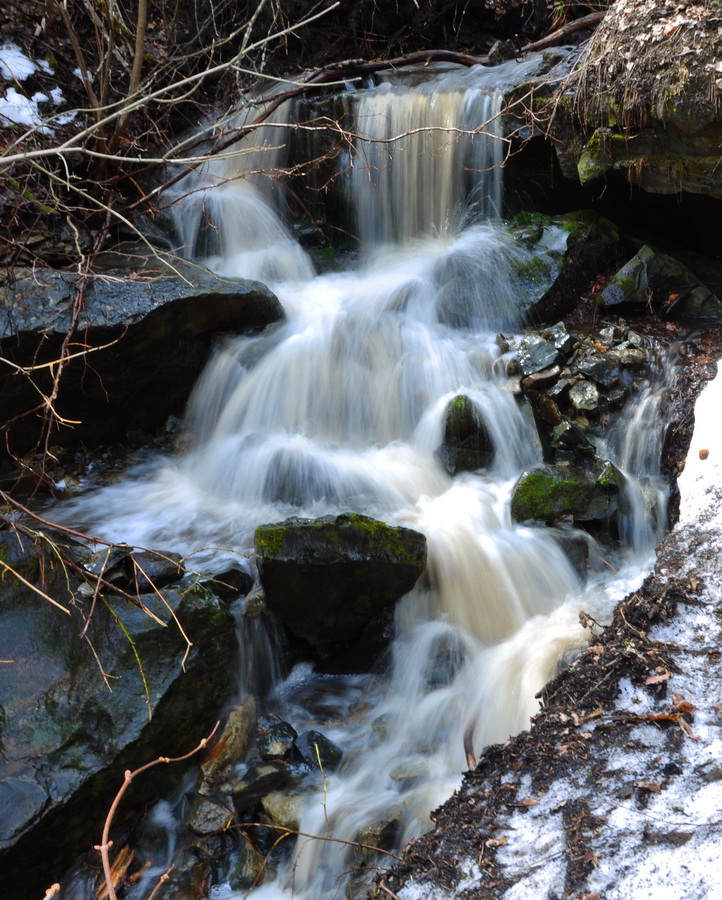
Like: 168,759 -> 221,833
380,360 -> 722,900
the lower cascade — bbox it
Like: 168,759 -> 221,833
55,62 -> 674,899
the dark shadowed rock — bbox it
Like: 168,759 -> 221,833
0,530 -> 236,900
437,394 -> 495,474
600,245 -> 722,321
508,211 -> 623,324
0,258 -> 284,455
255,514 -> 427,658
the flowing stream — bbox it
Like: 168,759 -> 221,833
59,61 -> 672,899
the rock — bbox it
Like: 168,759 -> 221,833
256,714 -> 297,761
550,1 -> 722,200
226,836 -> 267,891
600,245 -> 722,321
230,761 -> 291,814
576,352 -> 622,387
436,394 -> 494,475
200,566 -> 255,603
0,530 -> 236,899
510,459 -> 625,526
187,795 -> 236,836
521,364 -> 562,392
508,211 -> 623,324
84,545 -> 185,594
295,730 -> 344,772
569,379 -> 600,412
255,514 -> 427,658
200,697 -> 257,786
260,791 -> 305,832
0,260 -> 284,455
516,334 -> 560,375
550,421 -> 596,455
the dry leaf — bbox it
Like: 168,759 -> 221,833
520,797 -> 539,807
678,717 -> 698,740
664,831 -> 694,846
673,694 -> 696,714
645,672 -> 671,685
699,449 -> 710,460
635,780 -> 662,794
486,835 -> 509,848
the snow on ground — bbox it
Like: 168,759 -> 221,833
0,41 -> 75,131
495,369 -> 722,899
393,368 -> 722,900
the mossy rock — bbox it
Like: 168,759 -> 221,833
600,245 -> 722,320
510,459 -> 625,526
437,394 -> 494,474
255,514 -> 426,658
507,211 -> 622,325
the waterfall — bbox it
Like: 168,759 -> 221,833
346,75 -> 505,243
52,59 -> 670,900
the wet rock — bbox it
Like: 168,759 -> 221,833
201,566 -> 255,603
576,352 -> 621,387
256,714 -> 297,761
200,697 -> 256,786
230,761 -> 291,814
295,730 -> 344,772
516,334 -> 560,375
543,322 -> 574,356
550,421 -> 596,455
260,791 -> 304,832
359,806 -> 402,856
187,795 -> 236,836
510,459 -> 625,526
0,530 -> 236,898
436,394 -> 494,475
536,393 -> 564,426
255,514 -> 426,658
83,546 -> 185,594
600,246 -> 722,321
550,528 -> 591,582
508,211 -> 623,324
226,836 -> 267,891
569,379 -> 600,412
520,364 -> 561,392
0,260 -> 284,455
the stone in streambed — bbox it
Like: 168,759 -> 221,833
255,514 -> 426,659
511,459 -> 625,526
437,394 -> 495,475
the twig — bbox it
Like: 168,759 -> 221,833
95,723 -> 220,900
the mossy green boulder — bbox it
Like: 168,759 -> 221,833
255,514 -> 427,657
510,459 -> 625,526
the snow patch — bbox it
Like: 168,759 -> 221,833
0,42 -> 37,81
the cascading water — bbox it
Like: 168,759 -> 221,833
55,58 -> 674,899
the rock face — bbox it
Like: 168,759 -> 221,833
507,211 -> 623,324
551,0 -> 722,199
255,514 -> 427,658
0,529 -> 236,900
0,256 -> 284,455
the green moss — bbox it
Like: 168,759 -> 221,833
513,255 -> 554,280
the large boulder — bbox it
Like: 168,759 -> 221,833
0,529 -> 236,900
255,514 -> 427,658
0,255 -> 284,455
550,0 -> 722,199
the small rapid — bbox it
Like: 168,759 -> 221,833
54,60 -> 673,900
